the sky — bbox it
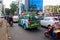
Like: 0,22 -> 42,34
3,0 -> 60,8
3,0 -> 16,8
43,0 -> 60,6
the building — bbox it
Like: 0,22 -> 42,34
12,1 -> 17,4
44,5 -> 60,13
0,0 -> 3,17
18,0 -> 60,13
25,0 -> 43,11
18,0 -> 43,11
16,0 -> 19,3
43,0 -> 60,13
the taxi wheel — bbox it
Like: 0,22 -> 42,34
23,25 -> 27,30
18,23 -> 19,25
34,27 -> 38,30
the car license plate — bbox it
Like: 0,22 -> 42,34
31,24 -> 38,26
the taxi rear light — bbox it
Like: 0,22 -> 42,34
27,20 -> 30,24
54,22 -> 59,24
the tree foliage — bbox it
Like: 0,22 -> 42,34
10,3 -> 17,15
5,8 -> 10,15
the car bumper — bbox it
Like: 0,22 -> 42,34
28,24 -> 41,29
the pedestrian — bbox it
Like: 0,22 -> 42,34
7,15 -> 13,27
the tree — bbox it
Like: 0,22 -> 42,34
10,3 -> 18,15
5,8 -> 10,15
2,9 -> 4,14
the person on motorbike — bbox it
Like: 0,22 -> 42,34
49,26 -> 55,38
7,15 -> 13,26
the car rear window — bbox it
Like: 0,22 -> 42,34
53,18 -> 59,21
44,18 -> 50,21
30,16 -> 39,21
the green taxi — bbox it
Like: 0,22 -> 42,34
18,13 -> 40,29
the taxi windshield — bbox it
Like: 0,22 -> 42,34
30,15 -> 39,21
53,18 -> 59,21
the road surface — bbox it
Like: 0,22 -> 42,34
9,23 -> 52,40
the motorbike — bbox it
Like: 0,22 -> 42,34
8,21 -> 13,27
44,27 -> 60,39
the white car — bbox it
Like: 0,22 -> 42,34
13,15 -> 19,22
40,17 -> 59,27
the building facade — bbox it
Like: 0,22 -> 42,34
18,0 -> 60,13
29,0 -> 43,11
18,0 -> 43,11
44,6 -> 60,13
43,0 -> 60,13
16,0 -> 19,3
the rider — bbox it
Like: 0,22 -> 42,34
7,15 -> 13,26
49,26 -> 55,38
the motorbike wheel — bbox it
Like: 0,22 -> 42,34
10,22 -> 13,27
44,33 -> 49,38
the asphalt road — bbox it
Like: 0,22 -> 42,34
9,23 -> 52,40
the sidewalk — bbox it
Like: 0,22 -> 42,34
0,18 -> 11,40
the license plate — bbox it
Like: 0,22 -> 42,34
31,24 -> 38,26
